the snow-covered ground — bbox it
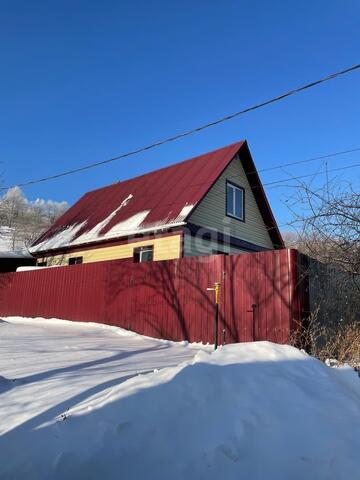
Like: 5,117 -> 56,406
0,226 -> 30,256
0,317 -> 359,480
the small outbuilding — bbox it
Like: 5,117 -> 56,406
0,251 -> 36,273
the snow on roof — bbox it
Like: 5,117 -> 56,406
30,141 -> 284,253
0,250 -> 33,259
30,142 -> 244,253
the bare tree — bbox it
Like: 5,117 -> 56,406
286,178 -> 359,277
0,187 -> 27,228
0,187 -> 28,249
0,186 -> 68,252
284,176 -> 359,355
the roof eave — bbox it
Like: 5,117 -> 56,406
239,141 -> 284,249
30,222 -> 186,256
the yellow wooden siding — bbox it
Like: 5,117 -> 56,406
187,155 -> 274,249
37,234 -> 182,266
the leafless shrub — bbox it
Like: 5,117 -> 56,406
289,308 -> 325,356
289,309 -> 360,367
320,321 -> 360,367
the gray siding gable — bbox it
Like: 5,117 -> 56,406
187,155 -> 274,249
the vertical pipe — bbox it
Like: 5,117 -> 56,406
214,302 -> 219,350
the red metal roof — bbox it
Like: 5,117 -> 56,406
30,141 -> 284,253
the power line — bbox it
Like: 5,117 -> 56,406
202,159 -> 360,190
257,147 -> 360,173
262,162 -> 360,187
30,162 -> 359,239
2,62 -> 360,191
26,162 -> 358,250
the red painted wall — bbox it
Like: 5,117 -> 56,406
0,249 -> 301,344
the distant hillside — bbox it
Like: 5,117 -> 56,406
0,187 -> 68,254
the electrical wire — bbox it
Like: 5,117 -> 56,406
2,62 -> 360,191
257,147 -> 360,174
263,162 -> 360,187
30,161 -> 360,239
151,160 -> 360,192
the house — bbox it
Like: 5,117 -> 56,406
29,141 -> 284,266
0,251 -> 36,273
0,226 -> 35,272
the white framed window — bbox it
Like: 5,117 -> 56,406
226,181 -> 245,221
133,245 -> 154,263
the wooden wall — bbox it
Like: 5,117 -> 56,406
36,233 -> 182,266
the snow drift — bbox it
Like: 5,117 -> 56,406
0,318 -> 359,480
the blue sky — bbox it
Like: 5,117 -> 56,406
0,0 -> 359,230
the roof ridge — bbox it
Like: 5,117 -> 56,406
30,140 -> 254,252
83,140 -> 244,195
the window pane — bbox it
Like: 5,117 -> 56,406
69,257 -> 83,265
235,187 -> 243,219
226,184 -> 234,215
135,246 -> 154,263
140,248 -> 153,262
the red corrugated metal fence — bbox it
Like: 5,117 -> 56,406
0,249 -> 301,344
